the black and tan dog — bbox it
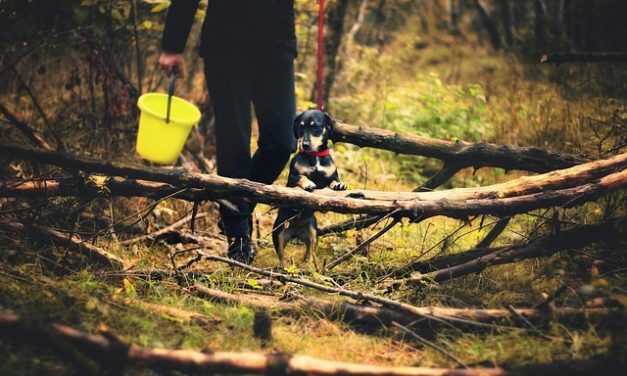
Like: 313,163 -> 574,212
272,110 -> 347,266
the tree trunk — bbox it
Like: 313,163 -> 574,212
324,0 -> 350,103
345,0 -> 369,57
447,0 -> 460,35
533,0 -> 547,46
331,122 -> 587,173
472,0 -> 502,50
310,0 -> 350,107
498,0 -> 514,46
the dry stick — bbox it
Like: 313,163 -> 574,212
77,32 -> 140,99
111,295 -> 219,326
413,162 -> 466,192
7,66 -> 63,149
199,253 -> 618,327
475,216 -> 511,249
193,284 -> 618,331
0,221 -> 125,269
318,214 -> 381,236
84,187 -> 190,244
0,176 -> 222,204
392,321 -> 468,369
0,103 -> 54,151
1,144 -> 624,220
199,253 -> 472,326
325,216 -> 401,271
378,220 -> 485,282
412,218 -> 624,284
119,212 -> 208,245
0,314 -> 506,376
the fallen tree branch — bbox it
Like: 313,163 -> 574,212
0,221 -> 126,269
318,215 -> 381,236
199,254 -> 620,327
0,176 -> 207,202
119,212 -> 209,245
475,216 -> 511,249
0,176 -> 241,219
325,217 -> 401,270
0,102 -> 54,151
1,144 -> 624,220
409,218 -> 625,283
192,285 -> 619,331
111,295 -> 220,326
0,313 -> 506,376
332,122 -> 587,173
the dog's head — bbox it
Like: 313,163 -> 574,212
293,110 -> 334,153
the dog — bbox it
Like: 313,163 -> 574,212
272,110 -> 347,266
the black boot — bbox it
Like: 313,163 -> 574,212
227,236 -> 257,265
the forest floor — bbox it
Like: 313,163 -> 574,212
1,33 -> 626,374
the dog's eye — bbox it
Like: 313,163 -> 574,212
300,121 -> 305,126
309,121 -> 315,127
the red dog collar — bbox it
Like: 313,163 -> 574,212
301,149 -> 330,157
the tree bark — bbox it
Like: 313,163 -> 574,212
193,285 -> 621,329
0,143 -> 624,219
0,314 -> 508,376
533,0 -> 547,45
324,0 -> 350,103
471,0 -> 502,50
332,122 -> 587,173
0,176 -> 208,202
447,0 -> 460,35
498,0 -> 514,46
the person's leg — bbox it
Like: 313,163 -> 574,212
204,53 -> 253,238
251,47 -> 297,186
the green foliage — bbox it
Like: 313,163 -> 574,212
380,73 -> 491,141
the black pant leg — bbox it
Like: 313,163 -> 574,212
251,47 -> 297,185
204,54 -> 253,238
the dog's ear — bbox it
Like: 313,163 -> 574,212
323,112 -> 335,137
293,112 -> 304,139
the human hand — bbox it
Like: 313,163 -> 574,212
158,52 -> 185,78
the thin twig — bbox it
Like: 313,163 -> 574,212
119,212 -> 208,245
325,215 -> 401,271
392,321 -> 468,368
200,252 -> 501,328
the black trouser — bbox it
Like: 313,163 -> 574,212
204,46 -> 296,238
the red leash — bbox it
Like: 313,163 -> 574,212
316,0 -> 325,111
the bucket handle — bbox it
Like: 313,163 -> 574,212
165,69 -> 177,124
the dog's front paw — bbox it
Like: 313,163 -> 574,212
304,182 -> 317,191
330,181 -> 347,191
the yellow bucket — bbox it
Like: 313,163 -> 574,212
136,93 -> 201,164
